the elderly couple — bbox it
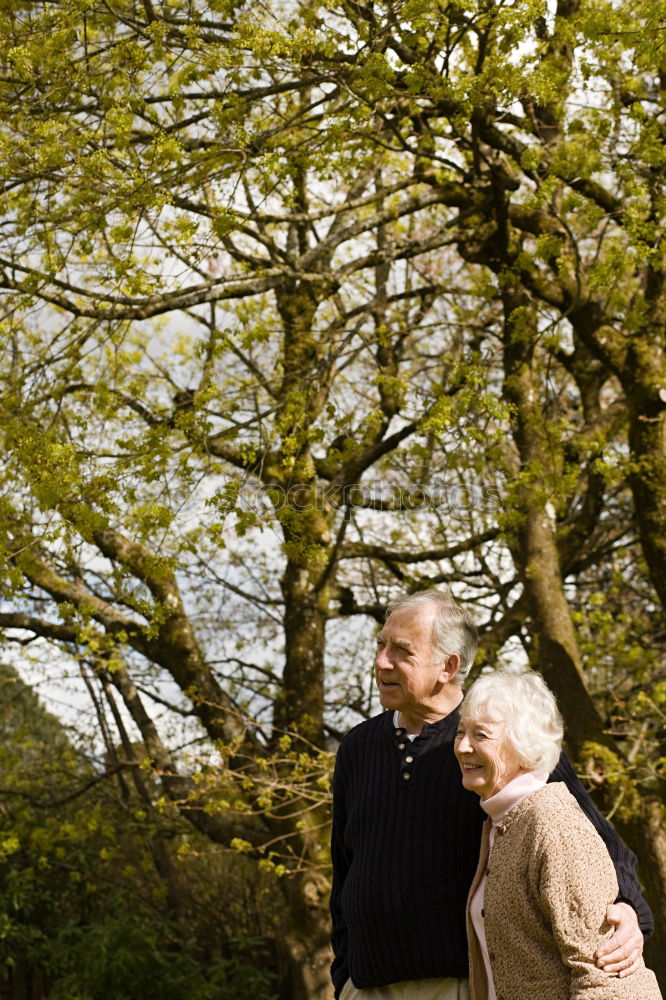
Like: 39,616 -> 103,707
330,589 -> 662,1000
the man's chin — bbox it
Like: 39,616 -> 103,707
378,688 -> 402,709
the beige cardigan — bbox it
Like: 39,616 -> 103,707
466,782 -> 662,1000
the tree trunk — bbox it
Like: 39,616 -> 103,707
626,390 -> 666,615
277,558 -> 329,743
612,797 -> 666,985
276,870 -> 334,1000
570,312 -> 666,621
501,284 -> 612,754
502,290 -> 666,991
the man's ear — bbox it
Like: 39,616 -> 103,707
439,653 -> 461,683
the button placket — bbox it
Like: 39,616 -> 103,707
394,727 -> 418,786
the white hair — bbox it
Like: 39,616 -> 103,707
461,668 -> 564,774
386,589 -> 478,682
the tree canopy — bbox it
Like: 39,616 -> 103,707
0,0 -> 665,995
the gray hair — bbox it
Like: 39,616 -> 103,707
386,588 -> 478,682
460,669 -> 564,774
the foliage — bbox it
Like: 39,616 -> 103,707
0,663 -> 277,999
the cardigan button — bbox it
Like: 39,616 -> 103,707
402,772 -> 411,781
405,755 -> 414,763
398,743 -> 406,750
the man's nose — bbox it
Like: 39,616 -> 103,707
375,647 -> 391,670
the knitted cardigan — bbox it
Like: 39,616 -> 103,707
330,708 -> 652,998
467,783 -> 662,1000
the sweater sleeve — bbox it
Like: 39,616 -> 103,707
536,810 -> 661,1000
329,744 -> 351,998
549,752 -> 653,939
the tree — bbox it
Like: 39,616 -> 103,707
0,0 -> 665,994
0,661 -> 278,1000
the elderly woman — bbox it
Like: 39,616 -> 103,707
454,669 -> 662,1000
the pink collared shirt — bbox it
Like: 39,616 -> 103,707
469,771 -> 548,1000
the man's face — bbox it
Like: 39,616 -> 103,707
374,605 -> 447,720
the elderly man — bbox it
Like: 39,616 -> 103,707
330,589 -> 652,1000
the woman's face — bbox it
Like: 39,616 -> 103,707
454,712 -> 525,799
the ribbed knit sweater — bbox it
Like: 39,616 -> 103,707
329,707 -> 652,998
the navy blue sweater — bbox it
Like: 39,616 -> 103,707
329,707 -> 652,997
